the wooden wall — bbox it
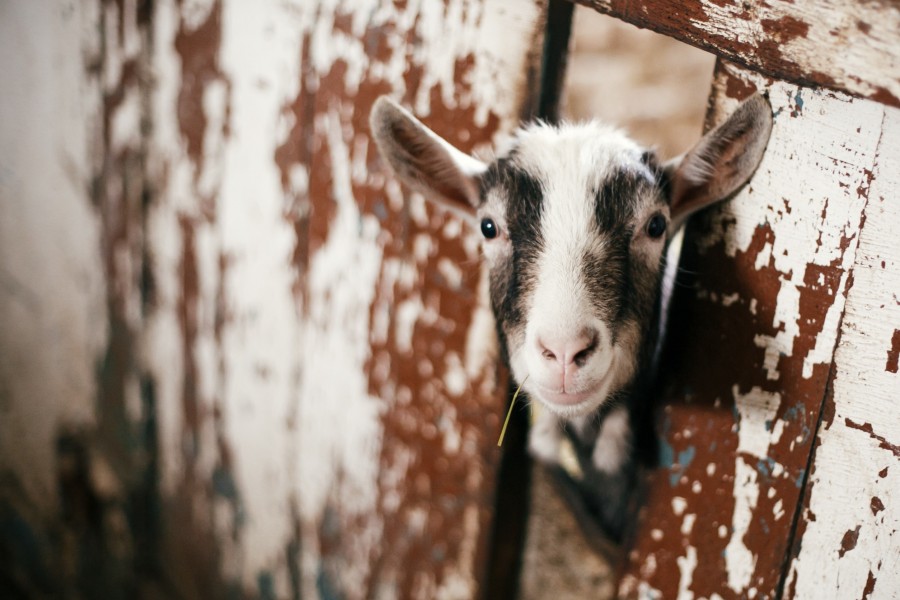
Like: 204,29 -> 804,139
571,1 -> 900,597
619,60 -> 900,600
0,1 -> 546,597
2,1 -> 897,599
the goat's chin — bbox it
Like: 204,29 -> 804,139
530,379 -> 613,419
512,346 -> 634,419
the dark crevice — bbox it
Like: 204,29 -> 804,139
481,388 -> 534,600
538,0 -> 575,123
481,2 -> 575,597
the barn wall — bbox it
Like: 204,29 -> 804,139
1,3 -> 105,512
618,61 -> 900,600
1,2 -> 155,596
1,1 -> 547,598
783,103 -> 900,600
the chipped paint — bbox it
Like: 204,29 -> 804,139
619,62 -> 892,599
1,0 -> 163,593
785,102 -> 900,600
695,79 -> 877,384
676,545 -> 698,600
147,0 -> 544,597
725,386 -> 782,594
579,0 -> 900,108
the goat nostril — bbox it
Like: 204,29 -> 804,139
573,346 -> 592,366
572,335 -> 598,367
537,330 -> 599,368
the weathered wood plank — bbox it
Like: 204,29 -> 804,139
619,61 -> 884,599
575,0 -> 900,108
146,0 -> 546,597
782,103 -> 900,600
1,1 -> 153,595
291,2 -> 544,594
1,0 -> 105,513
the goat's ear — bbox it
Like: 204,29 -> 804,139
666,93 -> 773,230
370,96 -> 487,217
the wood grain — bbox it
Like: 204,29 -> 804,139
576,0 -> 900,108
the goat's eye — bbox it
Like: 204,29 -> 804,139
480,218 -> 499,239
646,214 -> 667,238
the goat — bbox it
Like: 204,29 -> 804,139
370,94 -> 772,541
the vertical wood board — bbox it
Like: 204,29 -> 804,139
619,61 -> 884,599
1,1 -> 156,595
783,105 -> 900,600
0,1 -> 106,514
145,1 -> 546,597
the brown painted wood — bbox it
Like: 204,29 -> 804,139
574,0 -> 900,108
619,60 -> 887,599
145,1 -> 548,598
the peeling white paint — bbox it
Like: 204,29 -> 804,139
787,103 -> 900,600
464,266 -> 499,390
725,385 -> 782,594
395,297 -> 425,354
143,0 -> 541,595
437,257 -> 464,289
733,386 -> 782,457
698,83 -> 879,381
681,513 -> 696,536
725,458 -> 760,593
676,545 -> 698,600
773,498 -> 784,521
443,352 -> 468,397
692,0 -> 900,103
145,2 -> 315,594
295,107 -> 386,597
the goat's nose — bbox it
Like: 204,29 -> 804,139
538,329 -> 598,369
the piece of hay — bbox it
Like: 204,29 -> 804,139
497,375 -> 528,447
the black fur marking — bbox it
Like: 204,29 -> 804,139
594,168 -> 647,233
581,235 -> 629,333
480,159 -> 545,335
584,168 -> 661,339
641,150 -> 668,189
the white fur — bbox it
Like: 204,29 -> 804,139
528,406 -> 562,464
499,122 -> 661,418
591,405 -> 632,474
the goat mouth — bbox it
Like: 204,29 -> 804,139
533,376 -> 610,414
539,389 -> 594,407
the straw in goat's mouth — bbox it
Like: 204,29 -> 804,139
497,375 -> 528,447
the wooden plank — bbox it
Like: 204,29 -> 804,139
782,104 -> 900,599
146,0 -> 546,597
575,0 -> 900,108
619,61 -> 884,599
1,0 -> 104,514
1,0 -> 157,596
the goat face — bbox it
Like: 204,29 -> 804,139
477,123 -> 667,417
370,96 -> 772,419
